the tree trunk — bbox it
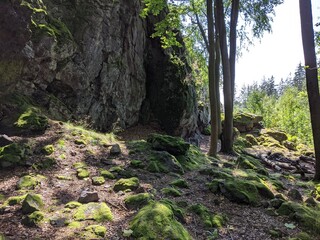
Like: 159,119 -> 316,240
207,0 -> 219,157
216,0 -> 233,153
215,36 -> 222,136
299,0 -> 320,180
229,0 -> 240,102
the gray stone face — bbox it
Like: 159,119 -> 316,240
0,0 -> 198,136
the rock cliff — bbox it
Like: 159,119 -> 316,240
0,0 -> 197,136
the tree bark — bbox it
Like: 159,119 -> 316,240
216,0 -> 234,153
299,0 -> 320,180
207,0 -> 219,157
229,0 -> 240,102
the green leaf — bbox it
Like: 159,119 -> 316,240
284,223 -> 296,229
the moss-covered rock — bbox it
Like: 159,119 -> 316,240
233,112 -> 263,133
189,204 -> 226,228
245,134 -> 259,146
73,202 -> 113,222
4,194 -> 27,206
147,133 -> 190,155
14,107 -> 48,131
92,176 -> 105,186
124,193 -> 153,209
147,151 -> 184,174
219,178 -> 274,205
113,177 -> 139,192
100,169 -> 115,179
161,187 -> 182,197
129,201 -> 192,239
34,157 -> 57,170
283,140 -> 297,151
22,194 -> 44,214
261,129 -> 288,142
74,139 -> 87,145
277,201 -> 320,234
42,145 -> 54,155
56,175 -> 73,181
73,162 -> 87,169
234,137 -> 252,151
0,143 -> 26,168
130,160 -> 145,168
82,225 -> 107,239
176,145 -> 212,171
77,168 -> 90,179
21,211 -> 44,227
170,179 -> 189,188
17,175 -> 38,190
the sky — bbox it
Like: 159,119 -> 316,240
235,0 -> 320,91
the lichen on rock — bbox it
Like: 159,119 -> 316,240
73,202 -> 113,222
113,177 -> 139,192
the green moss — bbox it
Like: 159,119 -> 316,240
202,126 -> 211,135
67,221 -> 82,228
0,143 -> 26,168
130,201 -> 192,239
17,175 -> 38,190
100,169 -> 115,179
176,145 -> 212,171
199,168 -> 233,180
262,128 -> 288,142
234,137 -> 252,150
73,162 -> 87,169
278,201 -> 320,234
22,194 -> 44,214
74,139 -> 87,145
65,201 -> 82,209
42,145 -> 54,155
245,134 -> 259,146
33,157 -> 56,170
113,177 -> 139,192
124,193 -> 153,209
161,187 -> 182,197
127,140 -> 152,155
73,202 -> 113,222
21,211 -> 44,227
4,194 -> 27,206
14,107 -> 48,131
84,225 -> 107,238
147,151 -> 184,174
109,166 -> 123,173
77,168 -> 90,179
169,179 -> 189,188
289,232 -> 313,240
147,133 -> 190,155
92,176 -> 105,186
130,160 -> 145,168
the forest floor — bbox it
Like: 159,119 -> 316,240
0,121 -> 319,240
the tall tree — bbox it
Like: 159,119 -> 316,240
299,0 -> 320,180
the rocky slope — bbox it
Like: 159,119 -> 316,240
0,0 -> 197,136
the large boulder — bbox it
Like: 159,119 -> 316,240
22,194 -> 44,214
0,0 -> 198,136
233,112 -> 263,133
0,143 -> 25,168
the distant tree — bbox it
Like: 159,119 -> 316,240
299,0 -> 320,180
260,75 -> 277,96
292,63 -> 306,90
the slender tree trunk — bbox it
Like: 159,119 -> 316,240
299,0 -> 320,180
216,0 -> 233,153
229,0 -> 239,102
215,31 -> 222,136
207,0 -> 219,157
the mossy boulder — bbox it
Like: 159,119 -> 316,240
21,211 -> 44,227
22,194 -> 44,214
261,129 -> 288,143
234,137 -> 252,150
0,143 -> 25,168
92,176 -> 105,186
283,140 -> 297,151
189,204 -> 226,228
124,193 -> 153,209
147,151 -> 184,174
176,145 -> 212,171
147,133 -> 190,155
233,112 -> 263,133
130,160 -> 145,168
219,178 -> 274,205
100,169 -> 115,179
14,107 -> 48,131
113,177 -> 139,192
277,201 -> 320,234
82,225 -> 107,239
73,202 -> 113,222
17,175 -> 38,190
4,194 -> 27,206
129,201 -> 192,239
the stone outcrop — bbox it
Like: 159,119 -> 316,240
0,0 -> 198,136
